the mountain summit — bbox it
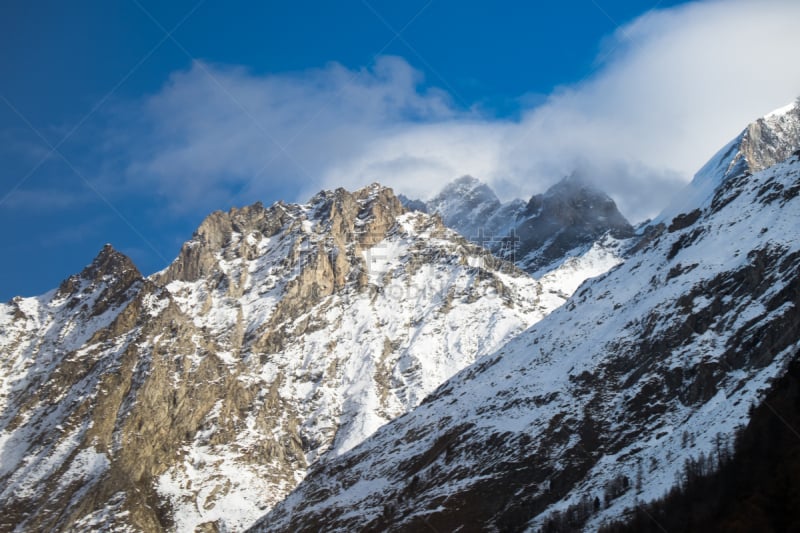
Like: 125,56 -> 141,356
733,97 -> 800,175
416,175 -> 525,243
511,174 -> 634,274
660,98 -> 800,224
404,174 -> 633,276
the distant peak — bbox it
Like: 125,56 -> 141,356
398,194 -> 428,213
432,175 -> 499,205
87,243 -> 140,278
91,244 -> 138,274
440,175 -> 488,194
545,173 -> 608,200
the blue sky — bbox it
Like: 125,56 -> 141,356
2,0 -> 800,300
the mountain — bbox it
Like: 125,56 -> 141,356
508,174 -> 634,275
252,103 -> 800,532
599,357 -> 800,533
729,97 -> 800,175
0,185 -> 555,532
404,174 -> 634,276
415,175 -> 526,243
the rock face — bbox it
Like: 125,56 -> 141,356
251,104 -> 800,533
735,98 -> 800,175
0,184 -> 554,532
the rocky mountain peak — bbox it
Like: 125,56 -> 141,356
428,175 -> 501,217
527,173 -> 616,210
55,244 -> 142,312
83,243 -> 140,283
158,184 -> 408,286
435,175 -> 499,203
512,174 -> 633,273
658,97 -> 800,226
739,98 -> 800,174
196,201 -> 271,246
311,183 -> 407,247
412,176 -> 516,245
400,174 -> 632,280
157,202 -> 273,284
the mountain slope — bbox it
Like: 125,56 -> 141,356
599,357 -> 800,533
0,185 -> 552,532
253,108 -> 800,533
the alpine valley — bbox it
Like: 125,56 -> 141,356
1,100 -> 799,533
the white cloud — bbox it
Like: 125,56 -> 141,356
117,0 -> 800,223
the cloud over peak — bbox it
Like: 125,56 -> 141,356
113,0 -> 800,223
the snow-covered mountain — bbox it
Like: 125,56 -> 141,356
252,103 -> 800,532
407,175 -> 526,243
658,97 -> 800,224
509,174 -> 634,275
404,174 -> 634,275
403,174 -> 635,309
0,185 -> 556,531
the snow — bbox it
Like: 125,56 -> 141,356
57,446 -> 110,491
764,100 -> 797,119
72,492 -> 136,532
157,442 -> 279,532
9,145 -> 784,531
657,98 -> 800,225
538,235 -> 627,300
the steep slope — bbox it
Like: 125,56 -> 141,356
0,185 -> 551,532
0,245 -> 147,531
599,358 -> 800,533
253,110 -> 800,532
